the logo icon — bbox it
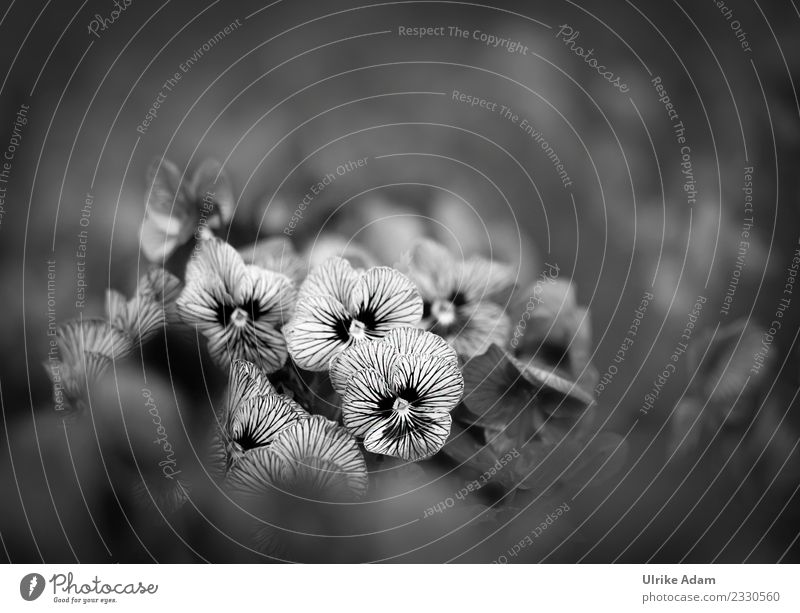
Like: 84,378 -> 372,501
20,573 -> 45,601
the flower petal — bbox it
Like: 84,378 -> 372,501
207,427 -> 229,480
298,257 -> 360,304
240,265 -> 297,326
341,368 -> 394,437
176,277 -> 231,328
390,354 -> 463,413
225,447 -> 283,497
363,409 -> 452,461
405,238 -> 457,300
229,394 -> 307,453
383,327 -> 457,364
329,339 -> 399,395
349,267 -> 423,334
184,237 -> 246,292
269,415 -> 368,500
285,295 -> 351,371
57,318 -> 134,366
106,290 -> 165,345
458,256 -> 517,303
206,318 -> 288,373
450,301 -> 511,357
225,359 -> 275,418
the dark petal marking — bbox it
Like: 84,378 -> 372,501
285,295 -> 351,371
225,359 -> 275,420
390,354 -> 464,413
241,266 -> 297,326
363,409 -> 452,461
349,267 -> 423,333
341,368 -> 395,437
230,394 -> 306,451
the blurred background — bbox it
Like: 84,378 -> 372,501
0,0 -> 799,562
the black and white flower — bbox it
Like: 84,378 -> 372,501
226,414 -> 367,501
177,238 -> 296,373
285,257 -> 423,371
404,238 -> 515,358
44,319 -> 134,416
211,359 -> 307,475
333,327 -> 463,461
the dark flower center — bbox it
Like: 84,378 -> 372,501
217,299 -> 263,328
425,291 -> 468,334
233,432 -> 259,452
335,308 -> 378,342
377,388 -> 420,415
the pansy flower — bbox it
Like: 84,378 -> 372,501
226,415 -> 367,501
177,238 -> 297,373
209,359 -> 307,476
403,238 -> 515,358
140,158 -> 235,262
332,327 -> 463,461
44,319 -> 134,416
105,269 -> 181,345
285,258 -> 423,371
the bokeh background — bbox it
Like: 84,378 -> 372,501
1,0 -> 799,562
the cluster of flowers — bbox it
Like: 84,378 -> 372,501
47,158 -> 599,550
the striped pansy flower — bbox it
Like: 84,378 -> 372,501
226,414 -> 367,502
284,257 -> 423,371
404,238 -> 515,358
105,269 -> 181,345
177,238 -> 297,373
210,359 -> 307,475
44,319 -> 134,417
331,327 -> 463,461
